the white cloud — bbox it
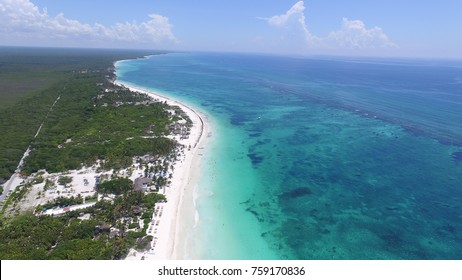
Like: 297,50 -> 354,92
0,0 -> 177,46
267,1 -> 305,27
262,1 -> 315,44
263,1 -> 395,51
325,18 -> 395,49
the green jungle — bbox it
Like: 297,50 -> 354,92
0,47 -> 185,259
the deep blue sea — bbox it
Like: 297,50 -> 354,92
116,53 -> 462,259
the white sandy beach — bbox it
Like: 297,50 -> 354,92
115,79 -> 211,260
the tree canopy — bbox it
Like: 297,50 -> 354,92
96,178 -> 133,195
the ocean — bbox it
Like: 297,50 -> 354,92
116,53 -> 462,259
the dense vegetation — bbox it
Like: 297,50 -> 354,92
0,47 -> 182,259
0,46 -> 153,106
96,178 -> 133,195
0,84 -> 61,183
0,185 -> 166,260
21,70 -> 177,174
0,47 -> 160,183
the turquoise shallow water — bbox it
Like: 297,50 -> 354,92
116,53 -> 462,259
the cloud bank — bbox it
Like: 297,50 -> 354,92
325,18 -> 394,49
0,0 -> 177,46
263,1 -> 395,51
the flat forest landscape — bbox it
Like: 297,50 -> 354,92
0,47 -> 191,259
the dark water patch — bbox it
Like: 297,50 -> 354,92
309,208 -> 319,217
250,139 -> 272,147
245,207 -> 265,222
286,129 -> 320,145
435,224 -> 456,236
259,201 -> 271,208
377,228 -> 404,248
431,201 -> 454,209
280,187 -> 312,200
229,108 -> 257,126
230,115 -> 247,126
247,153 -> 264,165
245,207 -> 259,217
452,151 -> 462,162
270,82 -> 462,146
240,199 -> 251,205
372,227 -> 432,259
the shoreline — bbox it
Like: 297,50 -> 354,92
114,77 -> 211,260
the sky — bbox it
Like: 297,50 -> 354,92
1,0 -> 461,58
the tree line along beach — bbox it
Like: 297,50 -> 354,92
0,48 -> 209,260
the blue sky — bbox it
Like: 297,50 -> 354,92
1,0 -> 461,58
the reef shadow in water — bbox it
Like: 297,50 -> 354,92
247,153 -> 264,165
280,187 -> 312,200
452,151 -> 462,162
